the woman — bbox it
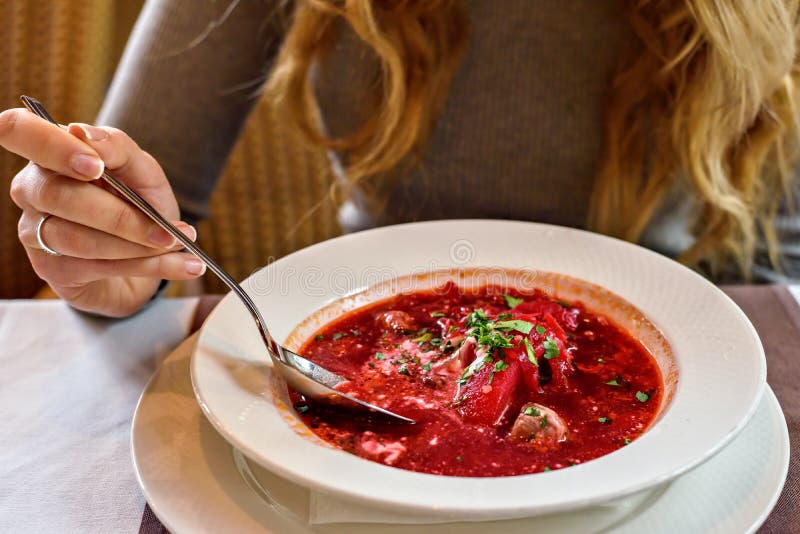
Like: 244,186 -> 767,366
2,0 -> 798,317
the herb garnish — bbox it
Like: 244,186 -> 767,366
429,311 -> 446,318
504,294 -> 524,308
487,359 -> 510,385
494,319 -> 534,335
375,352 -> 386,360
535,325 -> 546,335
422,363 -> 432,371
598,417 -> 612,424
332,332 -> 344,340
605,379 -> 621,386
543,336 -> 560,359
413,332 -> 433,345
636,391 -> 650,403
315,334 -> 324,341
398,364 -> 410,375
524,406 -> 541,417
522,337 -> 538,366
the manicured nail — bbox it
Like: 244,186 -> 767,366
70,153 -> 104,179
148,226 -> 177,248
185,258 -> 206,276
73,123 -> 108,141
173,222 -> 197,242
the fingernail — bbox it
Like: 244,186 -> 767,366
148,227 -> 177,248
73,123 -> 108,141
70,153 -> 104,179
185,258 -> 206,276
174,222 -> 197,242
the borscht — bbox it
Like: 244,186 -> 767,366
290,282 -> 662,477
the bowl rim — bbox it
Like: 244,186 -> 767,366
191,219 -> 766,520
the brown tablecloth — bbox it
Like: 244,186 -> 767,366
140,288 -> 800,533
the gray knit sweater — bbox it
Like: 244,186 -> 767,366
98,0 -> 799,282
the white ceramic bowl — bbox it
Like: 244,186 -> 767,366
191,220 -> 765,521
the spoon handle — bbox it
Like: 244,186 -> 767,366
20,95 -> 282,361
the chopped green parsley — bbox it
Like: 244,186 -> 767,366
413,332 -> 433,344
487,359 -> 509,385
543,336 -> 560,359
598,417 -> 611,424
398,364 -> 410,375
522,337 -> 538,367
535,324 -> 547,335
605,379 -> 620,386
636,391 -> 650,403
375,352 -> 386,360
422,363 -> 432,372
504,294 -> 524,308
524,406 -> 541,417
494,319 -> 534,335
493,360 -> 510,372
429,311 -> 446,318
332,332 -> 344,340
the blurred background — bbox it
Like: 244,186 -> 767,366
0,0 -> 340,299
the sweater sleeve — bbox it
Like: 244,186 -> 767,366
96,0 -> 289,223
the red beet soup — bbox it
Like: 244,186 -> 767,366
290,282 -> 662,477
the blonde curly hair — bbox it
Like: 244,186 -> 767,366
268,0 -> 800,278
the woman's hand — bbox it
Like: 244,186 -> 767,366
1,108 -> 205,317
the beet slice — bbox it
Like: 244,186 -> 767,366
456,356 -> 522,426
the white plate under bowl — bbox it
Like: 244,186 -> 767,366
135,337 -> 789,533
191,220 -> 765,521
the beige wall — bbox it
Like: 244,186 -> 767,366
0,1 -> 341,298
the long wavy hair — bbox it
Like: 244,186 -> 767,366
267,0 -> 800,279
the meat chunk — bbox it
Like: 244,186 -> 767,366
433,337 -> 476,374
509,403 -> 568,451
375,310 -> 417,333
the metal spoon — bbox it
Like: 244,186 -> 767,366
21,95 -> 414,424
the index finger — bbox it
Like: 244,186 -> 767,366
0,108 -> 104,181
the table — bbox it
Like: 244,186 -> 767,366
0,288 -> 797,533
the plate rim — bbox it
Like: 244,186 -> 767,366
134,337 -> 788,533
